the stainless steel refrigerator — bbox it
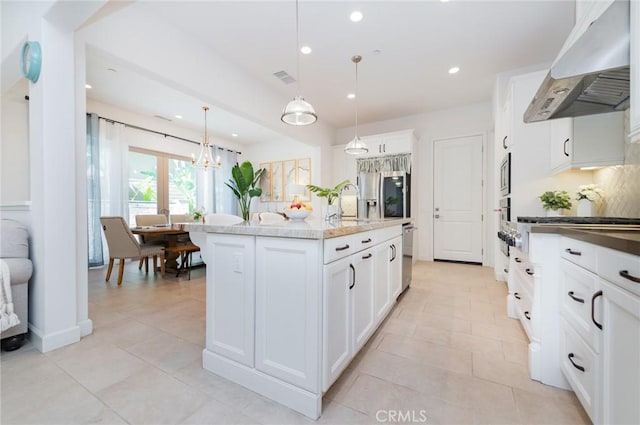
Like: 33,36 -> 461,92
357,171 -> 411,220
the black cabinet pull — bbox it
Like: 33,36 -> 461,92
563,138 -> 570,157
515,257 -> 522,263
362,253 -> 372,260
568,291 -> 585,303
335,244 -> 350,251
349,264 -> 355,289
565,248 -> 582,256
503,268 -> 508,273
592,290 -> 603,330
524,311 -> 531,320
514,292 -> 521,300
620,270 -> 640,283
525,268 -> 534,276
361,238 -> 372,244
390,244 -> 396,262
568,353 -> 585,372
502,136 -> 507,149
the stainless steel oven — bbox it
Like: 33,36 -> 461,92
500,152 -> 511,197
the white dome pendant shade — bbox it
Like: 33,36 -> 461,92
344,55 -> 368,155
281,0 -> 317,126
281,95 -> 317,126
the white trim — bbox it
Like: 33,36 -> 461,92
202,349 -> 322,420
29,323 -> 81,353
78,319 -> 93,337
0,202 -> 32,211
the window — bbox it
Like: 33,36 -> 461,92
128,148 -> 196,224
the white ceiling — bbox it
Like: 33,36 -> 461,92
85,0 -> 575,144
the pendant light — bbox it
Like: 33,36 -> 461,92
344,55 -> 368,154
281,0 -> 317,126
192,106 -> 221,170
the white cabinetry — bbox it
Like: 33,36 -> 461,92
598,247 -> 640,425
549,112 -> 625,175
557,237 -> 640,425
255,237 -> 321,392
359,129 -> 416,157
389,235 -> 403,299
206,234 -> 255,367
630,0 -> 640,143
500,87 -> 514,151
322,225 -> 402,391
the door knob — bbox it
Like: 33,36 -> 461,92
435,207 -> 440,211
434,214 -> 440,219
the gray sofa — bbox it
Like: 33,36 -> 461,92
1,219 -> 32,350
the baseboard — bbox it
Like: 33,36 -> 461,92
29,323 -> 81,353
202,349 -> 322,419
78,319 -> 93,337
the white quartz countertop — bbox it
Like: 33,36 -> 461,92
185,217 -> 411,240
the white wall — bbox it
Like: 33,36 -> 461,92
1,79 -> 30,205
243,139 -> 323,218
336,101 -> 494,263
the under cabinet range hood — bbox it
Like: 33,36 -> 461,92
524,0 -> 630,123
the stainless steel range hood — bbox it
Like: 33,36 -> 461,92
524,0 -> 630,123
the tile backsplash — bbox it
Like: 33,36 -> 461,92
594,110 -> 640,218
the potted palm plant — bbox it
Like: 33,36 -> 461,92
306,180 -> 350,220
225,161 -> 265,221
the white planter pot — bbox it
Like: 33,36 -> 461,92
577,199 -> 595,217
546,209 -> 565,217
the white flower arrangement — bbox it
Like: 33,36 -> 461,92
576,184 -> 604,202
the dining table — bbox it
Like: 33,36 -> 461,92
131,225 -> 190,270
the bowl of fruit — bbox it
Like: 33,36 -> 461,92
284,201 -> 312,220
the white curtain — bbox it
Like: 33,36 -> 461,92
196,148 -> 238,215
99,119 -> 129,218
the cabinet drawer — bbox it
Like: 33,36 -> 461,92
561,237 -> 597,273
512,260 -> 535,299
324,234 -> 357,264
513,283 -> 534,340
597,247 -> 640,297
375,225 -> 402,244
354,231 -> 376,250
560,317 -> 598,423
560,259 -> 601,352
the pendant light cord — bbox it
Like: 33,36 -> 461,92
354,58 -> 359,138
295,0 -> 301,95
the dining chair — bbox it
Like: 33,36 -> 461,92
100,216 -> 165,285
134,214 -> 168,269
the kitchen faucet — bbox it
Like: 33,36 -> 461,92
337,183 -> 360,221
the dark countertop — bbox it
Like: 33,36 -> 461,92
519,216 -> 640,225
531,225 -> 640,256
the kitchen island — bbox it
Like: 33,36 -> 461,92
188,218 -> 409,419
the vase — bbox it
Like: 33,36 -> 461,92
546,209 -> 564,217
577,199 -> 594,217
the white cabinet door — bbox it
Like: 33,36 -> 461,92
390,236 -> 403,299
600,279 -> 640,425
322,256 -> 352,391
351,248 -> 375,353
255,237 -> 321,392
206,234 -> 255,367
501,86 -> 513,151
549,118 -> 573,173
373,242 -> 391,324
631,0 -> 640,143
381,132 -> 413,155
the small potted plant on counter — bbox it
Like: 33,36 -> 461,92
539,190 -> 572,217
306,180 -> 349,220
575,184 -> 603,217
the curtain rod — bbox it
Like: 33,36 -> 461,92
87,113 -> 242,155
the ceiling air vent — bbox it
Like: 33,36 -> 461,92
153,114 -> 172,122
273,70 -> 296,85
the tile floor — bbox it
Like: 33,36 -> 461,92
0,260 -> 590,425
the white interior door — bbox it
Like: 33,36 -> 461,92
433,135 -> 483,263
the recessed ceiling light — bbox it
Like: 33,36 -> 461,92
85,84 -> 92,89
448,66 -> 460,74
372,49 -> 382,55
107,68 -> 117,73
175,115 -> 183,119
347,93 -> 356,99
300,46 -> 312,55
231,133 -> 239,138
350,11 -> 363,22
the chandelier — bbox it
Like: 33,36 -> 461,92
192,106 -> 221,170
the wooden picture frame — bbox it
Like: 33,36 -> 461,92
296,158 -> 311,201
259,162 -> 271,202
284,159 -> 297,202
271,161 -> 284,202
